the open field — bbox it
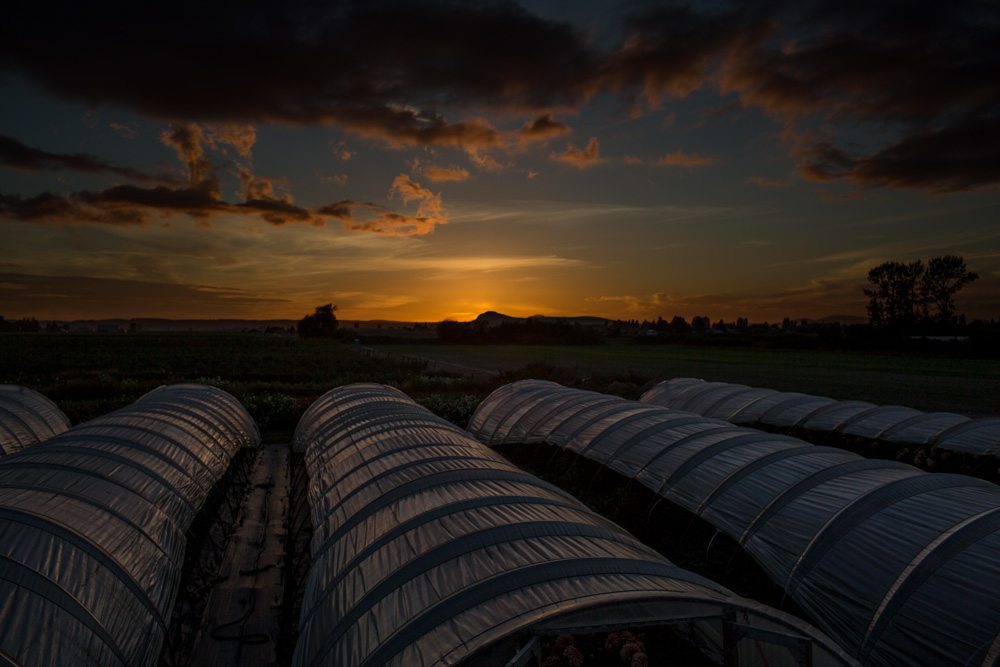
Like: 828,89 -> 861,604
378,342 -> 1000,416
0,333 -> 492,438
3,334 -> 997,441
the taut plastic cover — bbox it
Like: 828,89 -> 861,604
470,380 -> 1000,667
0,383 -> 260,667
641,377 -> 1000,456
0,385 -> 70,455
292,383 -> 853,667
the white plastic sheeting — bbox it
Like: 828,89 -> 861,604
292,383 -> 854,667
0,385 -> 70,455
0,383 -> 259,667
641,378 -> 1000,456
469,380 -> 1000,667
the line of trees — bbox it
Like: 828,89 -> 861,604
864,255 -> 978,331
0,316 -> 42,332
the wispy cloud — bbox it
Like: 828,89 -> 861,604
551,137 -> 602,168
0,134 -> 177,184
654,150 -> 717,167
419,165 -> 471,182
108,122 -> 138,139
1,126 -> 451,235
747,175 -> 792,188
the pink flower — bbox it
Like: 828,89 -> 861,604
631,652 -> 649,667
554,634 -> 575,650
563,645 -> 584,667
620,641 -> 643,663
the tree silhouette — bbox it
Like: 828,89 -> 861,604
864,256 -> 977,330
920,255 -> 978,325
297,304 -> 338,338
864,260 -> 924,329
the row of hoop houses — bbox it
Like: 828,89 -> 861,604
469,380 -> 1000,667
291,384 -> 852,666
0,384 -> 259,666
0,385 -> 71,455
0,379 -> 997,665
641,378 -> 1000,456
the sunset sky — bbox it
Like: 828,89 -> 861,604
2,0 -> 998,322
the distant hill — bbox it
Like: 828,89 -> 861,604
473,311 -> 612,328
473,311 -> 525,327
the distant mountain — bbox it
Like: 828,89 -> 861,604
472,311 -> 612,327
473,311 -> 525,326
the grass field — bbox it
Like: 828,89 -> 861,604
0,333 -> 493,438
378,342 -> 1000,416
3,334 -> 997,442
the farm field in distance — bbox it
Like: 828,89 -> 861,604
379,342 -> 1000,417
0,333 -> 490,441
5,332 -> 998,435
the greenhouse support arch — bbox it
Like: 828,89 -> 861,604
0,383 -> 260,666
641,378 -> 1000,456
470,380 -> 1000,667
0,385 -> 71,455
292,383 -> 853,667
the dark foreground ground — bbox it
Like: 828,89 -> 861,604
3,332 -> 996,665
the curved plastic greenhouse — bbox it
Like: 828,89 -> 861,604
641,378 -> 1000,456
0,385 -> 70,455
0,383 -> 259,667
292,383 -> 853,667
469,380 -> 1000,667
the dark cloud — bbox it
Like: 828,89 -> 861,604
331,107 -> 503,151
0,1 -> 595,149
1,184 -> 297,228
0,134 -> 178,184
611,1 -> 1000,191
1,0 -> 997,191
600,3 -> 765,103
717,3 -> 999,124
312,175 -> 446,235
518,113 -> 571,139
77,182 -> 224,215
0,192 -> 145,225
797,117 -> 1000,192
0,114 -> 450,233
1,169 -> 447,234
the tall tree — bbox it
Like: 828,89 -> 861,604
864,260 -> 924,329
297,303 -> 338,338
920,255 -> 978,325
